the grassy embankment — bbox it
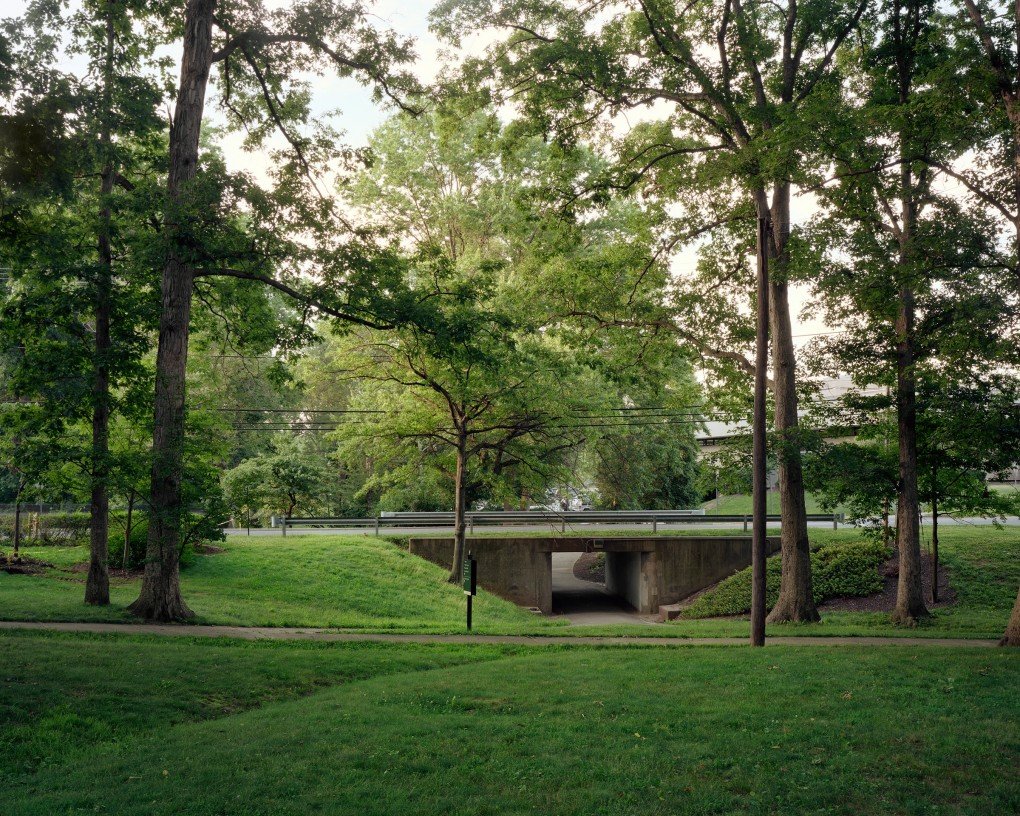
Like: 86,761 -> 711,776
0,525 -> 1016,638
703,492 -> 835,515
2,630 -> 1017,815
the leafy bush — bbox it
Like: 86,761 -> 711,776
683,539 -> 889,618
0,512 -> 91,546
0,510 -> 221,570
812,539 -> 887,599
107,512 -> 219,570
107,513 -> 150,571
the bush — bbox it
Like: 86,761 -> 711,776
107,512 -> 217,571
0,512 -> 91,546
107,513 -> 150,571
812,540 -> 887,600
0,509 -> 220,570
683,539 -> 890,619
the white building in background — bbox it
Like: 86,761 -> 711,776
695,377 -> 884,459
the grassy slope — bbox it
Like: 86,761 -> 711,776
704,492 -> 834,515
5,633 -> 1017,816
0,535 -> 564,634
1,526 -> 1016,638
0,631 -> 513,775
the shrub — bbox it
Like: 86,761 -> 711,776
107,512 -> 216,571
683,539 -> 890,618
0,510 -> 221,570
107,513 -> 150,571
811,540 -> 887,600
0,512 -> 91,546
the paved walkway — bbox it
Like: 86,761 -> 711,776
0,620 -> 999,647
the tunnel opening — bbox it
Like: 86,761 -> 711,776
550,551 -> 644,622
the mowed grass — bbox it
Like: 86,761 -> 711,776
1,526 -> 1017,638
0,630 -> 513,774
4,632 -> 1017,816
703,492 -> 836,515
0,535 -> 564,633
653,526 -> 1019,640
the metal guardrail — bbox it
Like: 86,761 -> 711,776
270,509 -> 845,534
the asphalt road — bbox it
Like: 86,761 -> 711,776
223,514 -> 1020,537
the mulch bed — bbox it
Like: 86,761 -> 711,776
592,547 -> 956,617
819,551 -> 955,613
68,562 -> 145,579
573,551 -> 606,584
0,552 -> 55,575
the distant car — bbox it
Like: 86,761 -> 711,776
527,505 -> 550,512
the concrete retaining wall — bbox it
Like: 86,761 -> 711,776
407,535 -> 781,616
407,537 -> 554,613
654,536 -> 782,610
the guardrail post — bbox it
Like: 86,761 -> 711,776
652,516 -> 658,534
374,515 -> 380,536
743,515 -> 748,533
561,517 -> 566,533
469,516 -> 474,535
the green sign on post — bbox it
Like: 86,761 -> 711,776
463,553 -> 477,631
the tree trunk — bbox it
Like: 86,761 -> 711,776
86,4 -> 116,607
128,0 -> 216,621
763,188 -> 818,623
930,467 -> 938,605
750,216 -> 770,646
448,430 -> 468,583
13,498 -> 22,561
892,285 -> 928,624
123,490 -> 135,571
1000,585 -> 1020,646
888,0 -> 928,627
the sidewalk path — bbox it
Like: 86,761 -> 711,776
0,620 -> 1000,647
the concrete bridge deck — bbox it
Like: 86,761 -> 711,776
408,536 -> 781,616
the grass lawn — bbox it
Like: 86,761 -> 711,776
1,526 -> 1016,639
3,631 -> 1017,815
703,492 -> 835,515
0,534 -> 565,633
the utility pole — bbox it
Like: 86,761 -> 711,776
750,217 -> 770,647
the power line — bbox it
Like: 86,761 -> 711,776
215,408 -> 385,414
228,413 -> 747,432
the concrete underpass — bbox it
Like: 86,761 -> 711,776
549,552 -> 652,625
408,535 -> 781,619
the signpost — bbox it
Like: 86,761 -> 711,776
463,552 -> 477,631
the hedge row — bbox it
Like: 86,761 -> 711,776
0,512 -> 207,570
683,539 -> 890,619
0,512 -> 92,545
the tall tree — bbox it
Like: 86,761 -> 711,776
951,0 -> 1020,276
946,0 -> 1020,645
434,0 -> 870,622
333,106 -> 680,578
803,0 -> 1016,623
1003,588 -> 1020,646
130,0 -> 420,620
0,0 -> 166,603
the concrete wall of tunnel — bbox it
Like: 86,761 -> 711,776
407,536 -> 780,616
604,551 -> 658,614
